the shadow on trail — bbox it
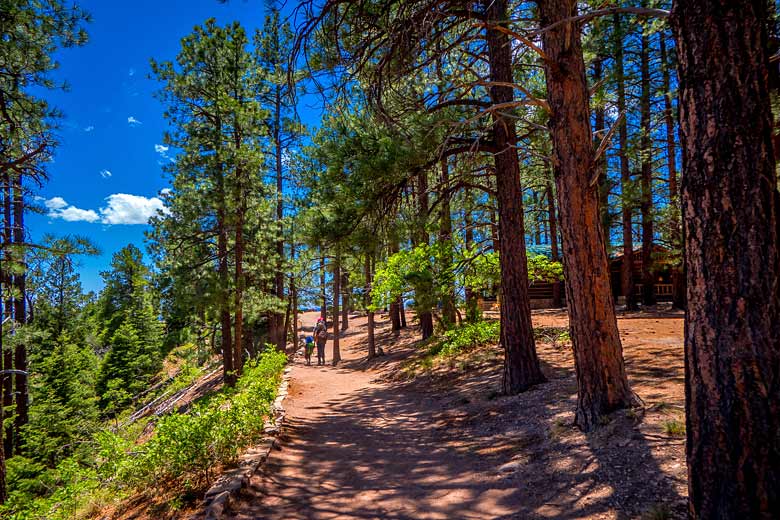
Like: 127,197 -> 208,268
231,317 -> 684,519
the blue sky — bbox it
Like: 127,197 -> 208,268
30,0 -> 318,293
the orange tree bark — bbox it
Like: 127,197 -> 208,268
671,0 -> 780,516
484,0 -> 545,394
538,0 -> 635,431
331,249 -> 341,366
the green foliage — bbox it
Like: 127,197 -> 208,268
2,349 -> 286,519
429,320 -> 501,358
663,419 -> 686,437
95,245 -> 162,413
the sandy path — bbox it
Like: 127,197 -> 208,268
229,313 -> 521,520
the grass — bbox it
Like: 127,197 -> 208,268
663,419 -> 686,437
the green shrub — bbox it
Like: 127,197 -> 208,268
1,348 -> 287,520
430,320 -> 501,358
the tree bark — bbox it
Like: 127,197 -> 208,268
464,192 -> 480,321
546,181 -> 563,308
539,0 -> 636,430
485,0 -> 546,394
216,170 -> 235,387
331,249 -> 341,365
319,253 -> 327,319
640,23 -> 656,307
388,235 -> 402,331
614,11 -> 638,311
1,173 -> 12,457
365,253 -> 376,358
341,272 -> 349,331
438,157 -> 457,327
671,1 -> 780,516
273,82 -> 286,353
12,174 -> 27,448
414,171 -> 434,340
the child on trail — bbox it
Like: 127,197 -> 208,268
304,335 -> 315,366
313,317 -> 328,366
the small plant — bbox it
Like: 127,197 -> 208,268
663,419 -> 686,437
429,320 -> 501,358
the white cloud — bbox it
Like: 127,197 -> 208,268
45,197 -> 100,223
127,116 -> 142,126
155,143 -> 174,162
56,206 -> 101,223
160,188 -> 172,196
128,68 -> 136,77
45,194 -> 167,225
99,193 -> 167,225
44,196 -> 68,210
100,169 -> 112,179
84,125 -> 95,132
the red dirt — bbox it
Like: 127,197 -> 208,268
229,309 -> 688,520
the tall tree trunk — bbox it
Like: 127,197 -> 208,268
485,0 -> 546,394
341,272 -> 349,331
388,235 -> 402,331
660,33 -> 685,310
399,299 -> 407,328
614,11 -> 638,310
233,201 -> 245,377
216,173 -> 235,387
1,173 -> 12,456
331,249 -> 341,365
415,171 -> 434,340
438,157 -> 457,327
365,253 -> 376,358
546,180 -> 563,308
291,243 -> 299,351
464,192 -> 479,321
640,23 -> 656,307
671,1 -> 780,516
319,253 -> 327,319
12,175 -> 26,448
539,0 -> 636,431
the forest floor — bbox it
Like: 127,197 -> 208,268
226,308 -> 687,520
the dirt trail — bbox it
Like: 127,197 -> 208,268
229,313 -> 523,520
230,310 -> 688,519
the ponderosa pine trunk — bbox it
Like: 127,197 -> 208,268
341,272 -> 349,332
331,250 -> 341,365
319,253 -> 327,319
614,11 -> 638,311
639,23 -> 656,307
539,0 -> 635,430
439,157 -> 457,327
484,0 -> 545,394
388,235 -> 402,331
414,171 -> 434,340
12,175 -> 26,447
660,33 -> 686,310
671,1 -> 780,516
216,171 -> 235,387
365,253 -> 376,359
1,173 -> 12,456
464,193 -> 480,321
546,181 -> 563,308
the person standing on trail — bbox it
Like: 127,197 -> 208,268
313,317 -> 328,366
